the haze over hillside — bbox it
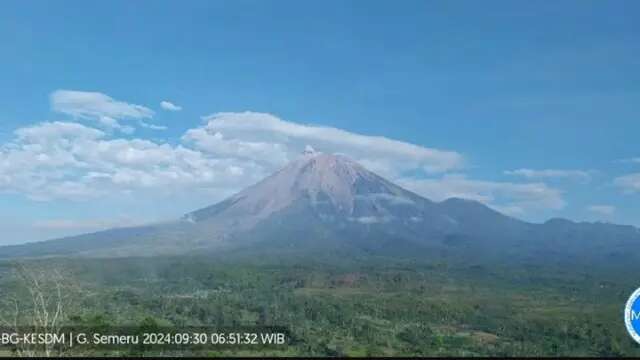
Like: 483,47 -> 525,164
1,151 -> 638,267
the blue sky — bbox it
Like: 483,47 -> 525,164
1,0 -> 639,244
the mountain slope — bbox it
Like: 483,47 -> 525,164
1,152 -> 638,267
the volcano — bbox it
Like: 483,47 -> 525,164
1,152 -> 639,267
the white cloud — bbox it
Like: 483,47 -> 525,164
617,157 -> 640,164
614,173 -> 640,193
50,90 -> 155,133
587,205 -> 615,216
0,121 -> 265,201
160,101 -> 182,111
15,121 -> 105,142
97,116 -> 136,134
187,111 -> 464,176
504,168 -> 592,182
0,111 -> 567,220
0,112 -> 464,204
183,125 -> 289,168
51,89 -> 153,120
397,174 -> 566,215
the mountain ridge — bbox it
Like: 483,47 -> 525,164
1,152 -> 638,267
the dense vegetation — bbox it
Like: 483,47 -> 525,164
0,255 -> 638,357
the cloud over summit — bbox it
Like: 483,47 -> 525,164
191,111 -> 465,177
0,104 -> 568,218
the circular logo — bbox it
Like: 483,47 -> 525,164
625,287 -> 640,344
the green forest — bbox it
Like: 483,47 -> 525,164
0,255 -> 638,357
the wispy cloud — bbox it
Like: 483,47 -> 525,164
504,168 -> 592,182
587,205 -> 615,216
51,89 -> 153,120
139,121 -> 168,131
614,173 -> 640,194
160,100 -> 182,111
617,157 -> 640,164
397,174 -> 565,216
50,90 -> 166,133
